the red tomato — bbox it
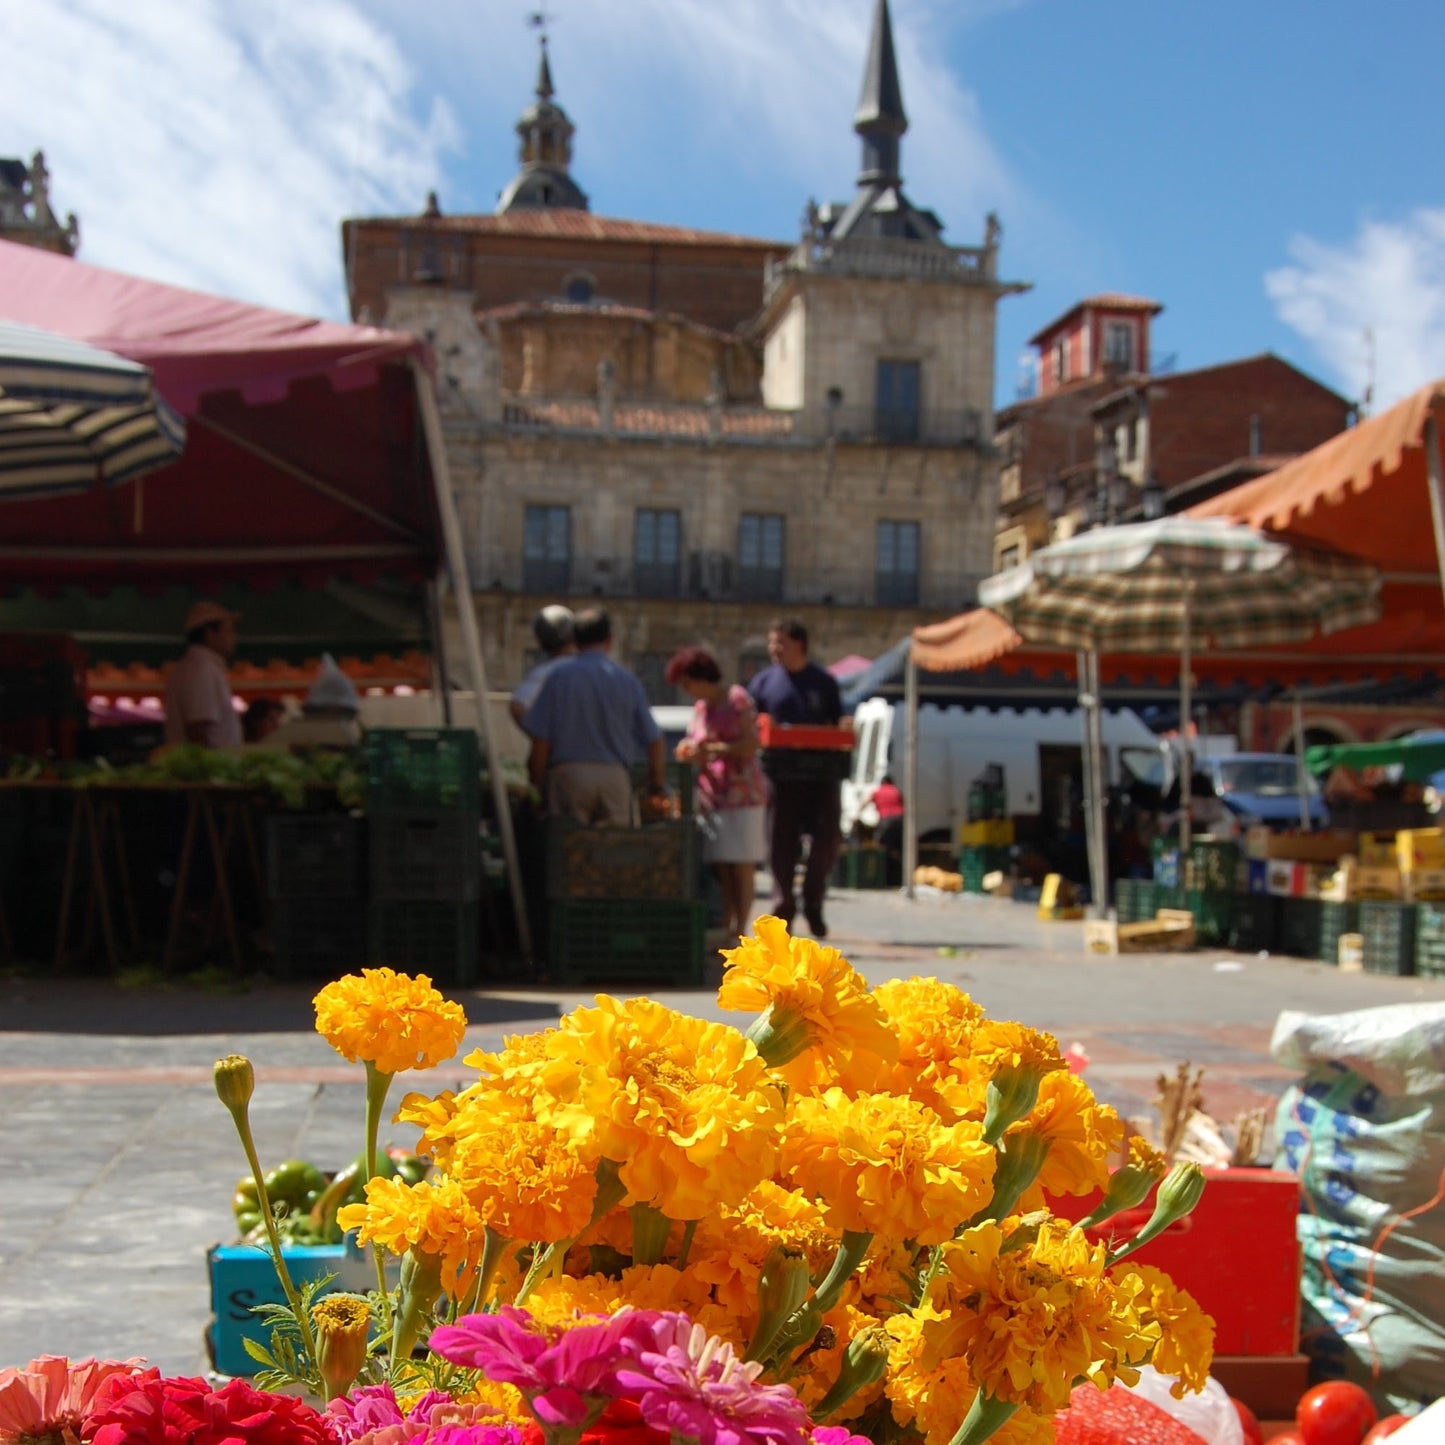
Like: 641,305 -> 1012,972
1362,1417 -> 1410,1443
1271,1434 -> 1307,1445
1231,1398 -> 1265,1445
1296,1382 -> 1378,1445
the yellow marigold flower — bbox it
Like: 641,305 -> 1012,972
1008,1069 -> 1126,1207
524,1271 -> 622,1325
1128,1135 -> 1169,1177
719,916 -> 899,1091
870,977 -> 989,1121
447,1114 -> 599,1243
1120,1263 -> 1216,1396
395,1088 -> 461,1168
780,1087 -> 996,1245
461,1029 -> 555,1094
449,1376 -> 532,1426
918,1218 -> 1154,1413
533,995 -> 783,1220
336,1174 -> 485,1298
313,968 -> 467,1075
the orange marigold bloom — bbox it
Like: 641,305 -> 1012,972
719,916 -> 899,1093
532,996 -> 783,1221
336,1174 -> 486,1298
313,968 -> 466,1075
1009,1069 -> 1126,1207
1118,1263 -> 1216,1396
780,1087 -> 996,1244
870,977 -> 989,1121
918,1219 -> 1153,1413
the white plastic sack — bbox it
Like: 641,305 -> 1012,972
1272,1002 -> 1445,1412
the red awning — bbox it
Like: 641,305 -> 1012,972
0,239 -> 439,594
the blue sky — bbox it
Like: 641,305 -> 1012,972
4,0 -> 1443,411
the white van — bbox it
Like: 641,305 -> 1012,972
842,696 -> 1159,844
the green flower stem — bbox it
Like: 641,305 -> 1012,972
970,1134 -> 1051,1227
810,1227 -> 873,1315
676,1219 -> 699,1270
363,1061 -> 396,1328
473,1225 -> 510,1309
219,1088 -> 319,1368
630,1202 -> 672,1266
517,1159 -> 628,1306
948,1391 -> 1019,1445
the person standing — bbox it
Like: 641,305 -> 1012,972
163,600 -> 242,747
523,606 -> 665,825
510,604 -> 576,729
667,646 -> 768,942
746,617 -> 845,936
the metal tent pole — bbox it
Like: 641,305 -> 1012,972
411,360 -> 532,962
1293,690 -> 1311,830
1178,582 -> 1194,861
1086,649 -> 1110,918
903,645 -> 919,899
1426,412 -> 1445,615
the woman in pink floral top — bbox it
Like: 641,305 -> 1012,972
666,646 -> 768,941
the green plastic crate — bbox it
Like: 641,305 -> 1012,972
1187,839 -> 1240,895
1414,904 -> 1445,978
959,845 -> 1009,892
833,845 -> 889,889
1277,897 -> 1323,958
1358,900 -> 1418,976
1316,900 -> 1361,965
264,814 -> 364,900
546,820 -> 699,901
1186,888 -> 1234,945
369,812 -> 481,901
271,896 -> 367,980
365,728 -> 481,815
369,900 -> 480,985
1229,893 -> 1279,952
1115,878 -> 1158,924
548,899 -> 705,987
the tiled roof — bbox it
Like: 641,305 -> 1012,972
505,398 -> 795,438
1028,293 -> 1163,345
353,208 -> 787,250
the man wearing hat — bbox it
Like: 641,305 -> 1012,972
163,600 -> 242,747
510,604 -> 576,729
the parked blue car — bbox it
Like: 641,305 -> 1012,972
1197,752 -> 1328,831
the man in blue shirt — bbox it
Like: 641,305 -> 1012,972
747,617 -> 846,936
523,607 -> 665,825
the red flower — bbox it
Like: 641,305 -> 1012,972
85,1373 -> 336,1445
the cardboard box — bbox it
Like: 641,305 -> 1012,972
207,1239 -> 398,1378
1051,1169 -> 1301,1356
1084,911 -> 1195,955
1357,831 -> 1398,867
1244,827 -> 1356,863
1405,867 -> 1445,902
1397,828 -> 1445,872
1354,865 -> 1403,899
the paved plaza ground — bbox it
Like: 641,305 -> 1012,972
4,884 -> 1444,1377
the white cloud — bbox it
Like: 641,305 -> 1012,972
0,0 -> 457,319
1266,208 -> 1445,410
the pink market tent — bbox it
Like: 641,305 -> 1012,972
0,238 -> 531,954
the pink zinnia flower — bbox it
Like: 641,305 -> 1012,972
614,1314 -> 809,1445
430,1307 -> 659,1429
811,1430 -> 872,1445
0,1355 -> 153,1444
328,1382 -> 528,1445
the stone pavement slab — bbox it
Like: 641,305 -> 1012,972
3,887 -> 1444,1376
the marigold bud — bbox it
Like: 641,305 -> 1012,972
312,1293 -> 371,1401
745,1003 -> 815,1067
213,1055 -> 255,1116
746,1244 -> 811,1361
812,1323 -> 891,1418
981,1064 -> 1044,1145
1110,1161 -> 1207,1265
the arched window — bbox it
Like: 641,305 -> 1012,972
564,273 -> 595,303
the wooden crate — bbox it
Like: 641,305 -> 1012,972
1084,910 -> 1195,955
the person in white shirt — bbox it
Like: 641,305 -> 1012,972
163,600 -> 242,748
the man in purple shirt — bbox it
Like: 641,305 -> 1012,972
747,617 -> 846,937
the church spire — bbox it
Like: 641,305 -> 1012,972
496,31 -> 589,214
854,0 -> 907,186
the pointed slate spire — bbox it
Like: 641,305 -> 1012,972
536,37 -> 555,100
854,0 -> 907,184
497,32 -> 589,212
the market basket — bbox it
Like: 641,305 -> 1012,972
365,728 -> 481,815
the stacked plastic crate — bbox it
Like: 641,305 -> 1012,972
546,819 -> 704,986
366,729 -> 482,986
265,812 -> 366,979
958,769 -> 1011,893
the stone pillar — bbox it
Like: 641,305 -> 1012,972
597,358 -> 616,435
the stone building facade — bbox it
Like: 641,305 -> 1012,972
345,1 -> 1025,698
0,150 -> 78,255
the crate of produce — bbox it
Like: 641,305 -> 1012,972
1414,904 -> 1445,978
1358,899 -> 1418,976
1186,838 -> 1239,895
1277,896 -> 1323,958
549,898 -> 705,987
264,813 -> 364,900
365,727 -> 481,815
369,811 -> 480,901
270,896 -> 368,980
1229,892 -> 1279,952
832,844 -> 888,889
369,900 -> 480,985
1185,888 -> 1234,946
630,759 -> 695,816
755,716 -> 854,750
1315,900 -> 1360,964
546,820 -> 699,901
1114,878 -> 1158,924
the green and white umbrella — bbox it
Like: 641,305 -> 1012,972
979,517 -> 1382,902
0,320 -> 186,497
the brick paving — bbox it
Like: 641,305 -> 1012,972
3,886 -> 1445,1376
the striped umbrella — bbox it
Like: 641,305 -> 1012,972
0,320 -> 186,498
978,517 -> 1382,897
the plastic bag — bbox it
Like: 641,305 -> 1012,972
1127,1366 -> 1244,1445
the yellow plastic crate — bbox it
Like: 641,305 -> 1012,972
1397,828 -> 1445,872
959,818 -> 1015,848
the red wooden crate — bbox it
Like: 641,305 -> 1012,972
1050,1167 -> 1300,1357
756,716 -> 855,750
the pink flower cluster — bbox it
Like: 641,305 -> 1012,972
327,1383 -> 530,1445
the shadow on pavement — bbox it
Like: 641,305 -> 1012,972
0,978 -> 562,1037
